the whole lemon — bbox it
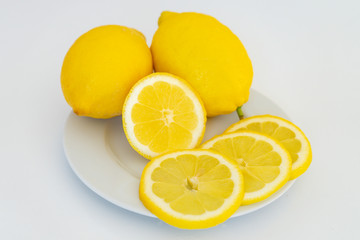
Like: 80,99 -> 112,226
151,12 -> 253,117
61,25 -> 153,119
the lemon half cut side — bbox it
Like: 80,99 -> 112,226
122,73 -> 206,159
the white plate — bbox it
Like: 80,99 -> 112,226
63,89 -> 295,218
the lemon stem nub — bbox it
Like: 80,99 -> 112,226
186,177 -> 199,191
236,106 -> 244,120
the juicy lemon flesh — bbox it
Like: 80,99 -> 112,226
151,154 -> 234,214
225,115 -> 312,179
201,132 -> 291,205
123,73 -> 206,159
131,81 -> 198,154
239,122 -> 301,162
140,150 -> 244,229
211,136 -> 280,193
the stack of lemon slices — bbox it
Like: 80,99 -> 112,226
122,73 -> 312,229
202,116 -> 312,206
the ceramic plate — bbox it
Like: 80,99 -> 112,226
63,89 -> 295,218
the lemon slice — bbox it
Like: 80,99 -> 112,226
122,73 -> 206,159
201,131 -> 291,205
139,149 -> 244,229
225,115 -> 312,179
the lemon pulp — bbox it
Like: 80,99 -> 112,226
201,131 -> 292,205
225,115 -> 312,179
123,73 -> 206,159
140,150 -> 244,229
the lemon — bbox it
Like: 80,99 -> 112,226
151,11 -> 253,117
201,131 -> 291,205
225,115 -> 312,179
61,25 -> 153,119
122,73 -> 206,159
139,149 -> 244,229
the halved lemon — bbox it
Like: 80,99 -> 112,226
139,149 -> 244,229
122,73 -> 206,159
201,131 -> 291,205
225,115 -> 312,179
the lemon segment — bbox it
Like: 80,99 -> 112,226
122,73 -> 206,159
225,115 -> 312,179
201,131 -> 292,205
139,150 -> 244,229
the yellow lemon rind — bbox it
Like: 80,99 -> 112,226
61,25 -> 153,119
151,11 -> 253,117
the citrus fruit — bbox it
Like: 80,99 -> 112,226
122,73 -> 206,159
201,131 -> 291,205
139,149 -> 244,229
151,11 -> 253,117
225,115 -> 312,179
61,25 -> 153,119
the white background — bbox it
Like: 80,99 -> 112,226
1,0 -> 359,239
